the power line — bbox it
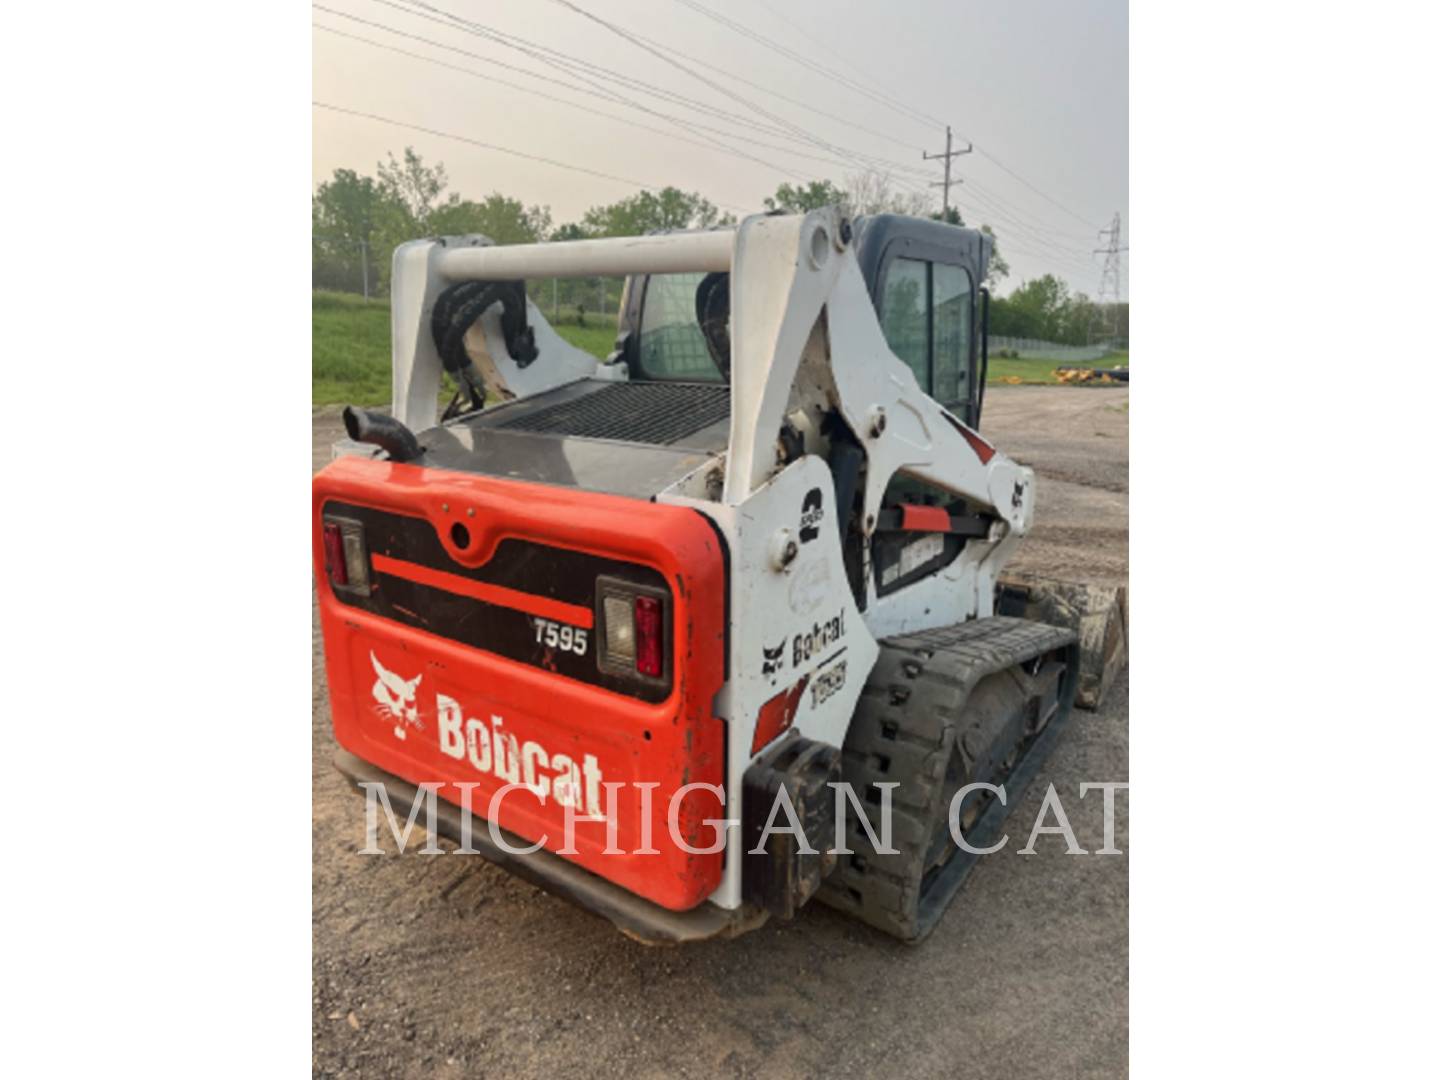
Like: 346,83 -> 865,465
549,0 -> 891,180
675,0 -> 1110,232
974,214 -> 1097,275
328,3 -> 800,156
316,5 -> 1104,281
373,0 -> 934,186
311,18 -> 857,186
316,15 -> 1095,268
753,0 -> 932,122
993,234 -> 1097,278
972,147 -> 1106,230
959,176 -> 1095,245
374,0 -> 816,143
312,101 -> 749,213
951,183 -> 1100,264
949,181 -> 1102,270
316,8 -> 958,195
672,0 -> 943,131
626,26 -> 927,155
537,0 -> 966,189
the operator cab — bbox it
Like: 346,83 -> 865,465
612,214 -> 992,429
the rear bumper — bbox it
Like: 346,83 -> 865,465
333,749 -> 767,945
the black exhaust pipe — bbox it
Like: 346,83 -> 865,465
343,407 -> 422,463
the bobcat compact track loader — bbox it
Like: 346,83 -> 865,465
314,209 -> 1088,943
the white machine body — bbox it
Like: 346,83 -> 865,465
382,209 -> 1034,912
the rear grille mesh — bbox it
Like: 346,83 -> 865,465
493,382 -> 730,446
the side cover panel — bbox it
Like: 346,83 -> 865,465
313,456 -> 727,911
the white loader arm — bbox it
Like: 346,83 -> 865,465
724,209 -> 1034,536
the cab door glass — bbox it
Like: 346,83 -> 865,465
879,257 -> 930,389
933,262 -> 973,406
637,272 -> 721,381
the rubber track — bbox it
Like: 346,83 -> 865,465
815,616 -> 1078,942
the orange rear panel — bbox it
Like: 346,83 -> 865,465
313,456 -> 727,911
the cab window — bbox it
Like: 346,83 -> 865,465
636,272 -> 723,382
878,257 -> 929,388
933,262 -> 973,405
879,256 -> 974,408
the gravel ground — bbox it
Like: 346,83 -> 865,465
311,386 -> 1129,1078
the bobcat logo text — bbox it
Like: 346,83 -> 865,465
793,608 -> 847,666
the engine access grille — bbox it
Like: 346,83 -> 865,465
493,382 -> 730,446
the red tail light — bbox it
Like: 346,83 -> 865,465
321,515 -> 370,594
635,595 -> 662,677
322,521 -> 347,586
598,577 -> 668,684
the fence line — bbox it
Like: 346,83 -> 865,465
986,336 -> 1116,363
312,275 -> 624,320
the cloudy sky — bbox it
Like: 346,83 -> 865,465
313,0 -> 1127,298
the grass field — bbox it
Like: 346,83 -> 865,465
313,290 -> 1126,405
312,292 -> 393,406
312,291 -> 619,407
549,320 -> 619,361
987,349 -> 1129,385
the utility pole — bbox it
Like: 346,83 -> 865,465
1093,213 -> 1128,341
358,238 -> 369,300
923,125 -> 973,218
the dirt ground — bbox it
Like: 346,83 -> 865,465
311,386 -> 1129,1078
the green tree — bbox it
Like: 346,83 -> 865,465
1056,292 -> 1097,344
990,274 -> 1072,340
312,168 -> 401,294
979,224 -> 1009,288
428,193 -> 553,245
376,147 -> 454,230
312,168 -> 384,247
764,179 -> 846,213
580,187 -> 734,236
365,147 -> 465,291
842,169 -> 933,217
1018,274 -> 1072,339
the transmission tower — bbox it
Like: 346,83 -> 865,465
1094,213 -> 1127,341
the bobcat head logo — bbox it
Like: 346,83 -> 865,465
762,639 -> 787,681
371,652 -> 423,741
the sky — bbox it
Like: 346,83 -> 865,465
312,0 -> 1128,299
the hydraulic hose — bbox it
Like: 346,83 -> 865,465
343,407 -> 422,463
429,279 -> 538,418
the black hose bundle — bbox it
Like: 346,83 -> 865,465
429,280 -> 539,420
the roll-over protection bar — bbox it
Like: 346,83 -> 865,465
437,229 -> 735,281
